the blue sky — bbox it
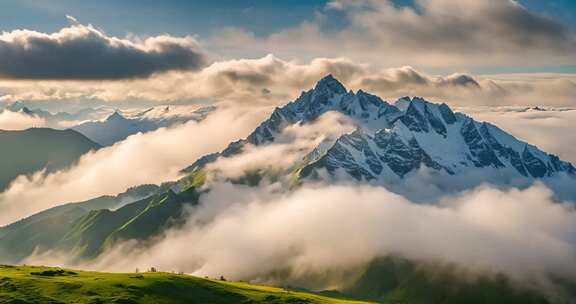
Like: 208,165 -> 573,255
1,0 -> 574,37
0,0 -> 325,36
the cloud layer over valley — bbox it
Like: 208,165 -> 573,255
28,182 -> 576,298
0,107 -> 267,225
0,2 -> 575,300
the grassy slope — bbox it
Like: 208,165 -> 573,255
57,188 -> 198,260
0,185 -> 161,264
0,265 -> 369,304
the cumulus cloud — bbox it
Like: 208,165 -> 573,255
0,106 -> 268,225
0,109 -> 45,130
0,18 -> 206,80
211,0 -> 576,67
1,55 -> 574,107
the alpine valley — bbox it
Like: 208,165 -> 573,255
2,76 -> 576,303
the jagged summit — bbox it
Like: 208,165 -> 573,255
106,111 -> 126,121
183,75 -> 575,186
313,74 -> 347,95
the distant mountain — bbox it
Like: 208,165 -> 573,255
4,102 -> 216,144
0,128 -> 101,191
71,111 -> 157,146
5,102 -> 114,128
72,105 -> 216,146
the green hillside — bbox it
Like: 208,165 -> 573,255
0,265 -> 369,304
0,128 -> 101,191
56,187 -> 198,260
345,257 -> 572,304
0,185 -> 159,264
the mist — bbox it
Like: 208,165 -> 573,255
12,106 -> 576,300
205,112 -> 356,181
0,106 -> 268,225
24,181 -> 576,296
0,110 -> 45,130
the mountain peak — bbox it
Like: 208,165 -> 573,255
313,74 -> 347,95
106,111 -> 126,122
180,75 -> 575,201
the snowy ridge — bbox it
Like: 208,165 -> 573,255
184,75 -> 575,185
72,105 -> 215,146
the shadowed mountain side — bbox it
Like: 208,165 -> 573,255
0,128 -> 101,191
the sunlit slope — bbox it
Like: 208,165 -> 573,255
0,265 -> 369,304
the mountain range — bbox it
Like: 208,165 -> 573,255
4,102 -> 216,146
1,75 -> 575,302
183,75 -> 574,198
0,104 -> 214,191
71,105 -> 215,146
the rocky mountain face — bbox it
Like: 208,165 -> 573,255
186,75 -> 575,187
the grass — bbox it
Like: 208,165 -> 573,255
0,265 -> 371,304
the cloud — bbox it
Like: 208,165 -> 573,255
0,106 -> 268,225
205,112 -> 356,180
13,108 -> 576,297
31,182 -> 576,298
0,110 -> 45,130
0,18 -> 206,80
211,0 -> 576,67
1,55 -> 575,108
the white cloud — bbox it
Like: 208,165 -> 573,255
205,112 -> 356,180
211,0 -> 576,67
0,110 -> 45,130
31,182 -> 576,296
0,106 -> 268,225
1,56 -> 574,108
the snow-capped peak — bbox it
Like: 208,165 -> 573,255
313,74 -> 347,96
183,75 -> 575,190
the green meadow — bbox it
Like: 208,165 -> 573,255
0,265 -> 370,304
